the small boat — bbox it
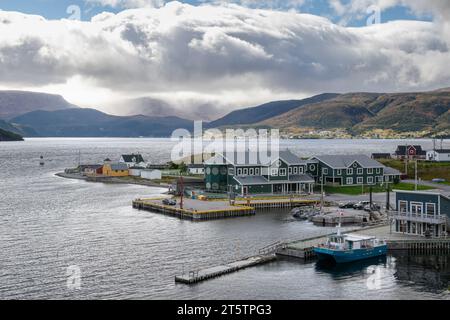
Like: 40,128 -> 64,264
313,216 -> 387,263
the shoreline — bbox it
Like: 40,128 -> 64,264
55,172 -> 170,189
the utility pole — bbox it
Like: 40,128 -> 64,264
414,160 -> 418,191
320,171 -> 324,213
179,176 -> 184,210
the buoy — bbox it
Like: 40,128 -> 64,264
39,155 -> 45,166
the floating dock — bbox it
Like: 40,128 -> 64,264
175,224 -> 450,285
175,254 -> 276,284
133,197 -> 319,221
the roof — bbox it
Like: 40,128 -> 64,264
79,164 -> 103,170
204,150 -> 306,166
188,164 -> 204,168
312,155 -> 385,169
345,234 -> 376,242
393,189 -> 450,201
121,154 -> 145,163
384,167 -> 401,175
110,163 -> 129,171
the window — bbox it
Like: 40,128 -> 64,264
249,168 -> 254,176
299,166 -> 304,174
279,168 -> 287,176
271,168 -> 278,176
322,168 -> 328,175
293,167 -> 298,174
399,201 -> 408,213
228,168 -> 235,176
357,168 -> 363,175
426,203 -> 436,216
346,177 -> 354,185
243,168 -> 248,176
289,167 -> 292,174
237,168 -> 242,176
336,169 -> 342,176
377,176 -> 383,183
410,202 -> 423,216
367,168 -> 373,174
309,164 -> 316,171
347,168 -> 353,175
357,177 -> 363,184
255,168 -> 260,176
376,168 -> 381,174
367,177 -> 374,184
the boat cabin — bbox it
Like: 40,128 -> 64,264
326,234 -> 383,251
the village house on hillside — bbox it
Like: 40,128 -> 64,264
120,154 -> 146,167
394,145 -> 426,160
391,190 -> 449,238
204,150 -> 316,195
309,155 -> 401,186
426,149 -> 450,162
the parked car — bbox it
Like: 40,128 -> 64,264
432,178 -> 446,183
162,198 -> 177,206
363,203 -> 381,212
339,201 -> 357,209
353,201 -> 371,210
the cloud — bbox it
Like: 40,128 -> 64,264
0,1 -> 449,112
84,0 -> 165,8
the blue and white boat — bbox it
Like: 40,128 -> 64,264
313,219 -> 387,263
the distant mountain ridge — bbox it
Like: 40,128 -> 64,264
207,93 -> 339,128
0,91 -> 77,120
256,90 -> 450,136
11,108 -> 194,137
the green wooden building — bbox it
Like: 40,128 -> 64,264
391,190 -> 449,238
204,150 -> 315,195
308,155 -> 401,186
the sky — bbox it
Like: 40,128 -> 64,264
0,0 -> 449,118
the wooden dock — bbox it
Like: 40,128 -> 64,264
133,199 -> 256,220
387,239 -> 450,253
175,254 -> 276,284
133,197 -> 319,221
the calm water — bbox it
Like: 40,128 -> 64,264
0,138 -> 449,300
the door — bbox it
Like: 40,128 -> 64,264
411,202 -> 423,216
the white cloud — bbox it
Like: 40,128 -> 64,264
84,0 -> 165,8
0,1 -> 449,113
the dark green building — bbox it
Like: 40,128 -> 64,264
392,190 -> 449,238
204,150 -> 315,195
308,155 -> 401,186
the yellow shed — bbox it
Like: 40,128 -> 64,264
103,162 -> 129,177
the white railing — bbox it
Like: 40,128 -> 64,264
389,211 -> 447,224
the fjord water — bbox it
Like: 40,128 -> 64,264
0,138 -> 449,300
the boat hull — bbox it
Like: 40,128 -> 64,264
314,245 -> 387,264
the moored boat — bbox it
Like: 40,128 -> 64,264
313,213 -> 387,263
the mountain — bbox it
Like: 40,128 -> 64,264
0,91 -> 77,120
0,119 -> 37,137
0,128 -> 23,141
11,108 -> 193,137
207,93 -> 339,128
106,97 -> 224,121
258,90 -> 450,136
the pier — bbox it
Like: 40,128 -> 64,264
175,224 -> 450,285
133,197 -> 320,221
175,254 -> 277,284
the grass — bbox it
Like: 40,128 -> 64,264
319,183 -> 433,195
379,159 -> 450,182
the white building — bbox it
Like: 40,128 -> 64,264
426,149 -> 450,162
188,164 -> 205,175
120,154 -> 146,167
141,169 -> 162,180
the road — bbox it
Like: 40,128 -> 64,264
403,179 -> 450,192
